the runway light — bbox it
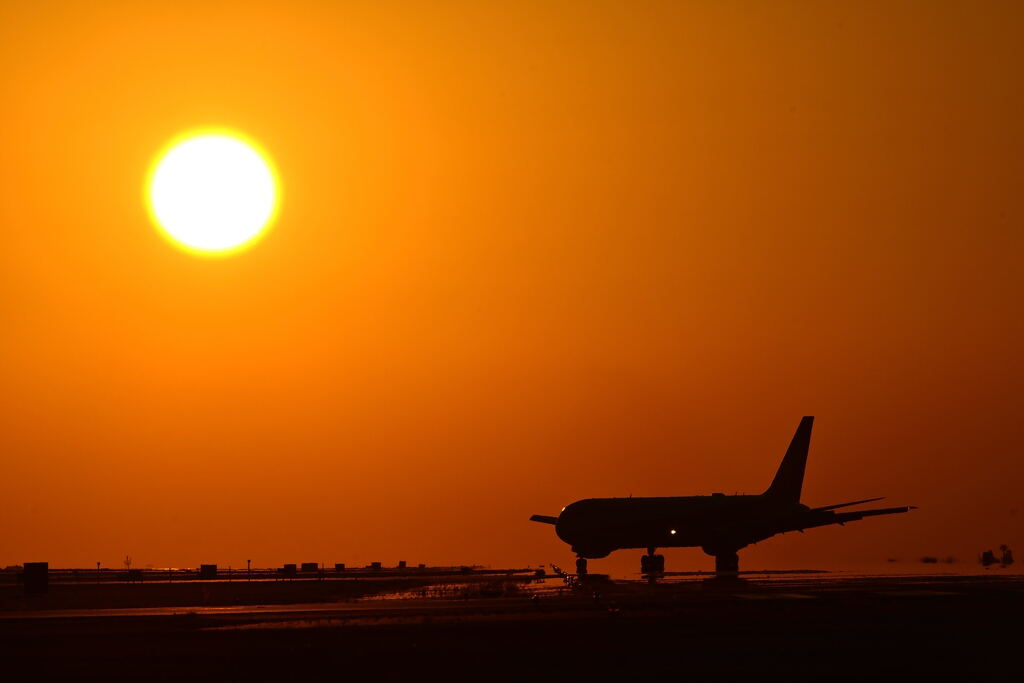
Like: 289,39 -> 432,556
670,529 -> 677,535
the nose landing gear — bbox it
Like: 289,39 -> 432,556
575,557 -> 588,576
640,547 -> 665,574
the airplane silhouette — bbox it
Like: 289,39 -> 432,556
531,416 -> 916,575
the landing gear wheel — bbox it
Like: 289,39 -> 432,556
715,551 -> 740,576
575,558 -> 588,576
641,554 -> 665,573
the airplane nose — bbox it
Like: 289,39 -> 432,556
555,514 -> 580,544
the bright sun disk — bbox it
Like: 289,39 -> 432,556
146,131 -> 279,255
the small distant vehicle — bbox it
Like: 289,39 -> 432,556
531,416 -> 916,575
980,546 -> 1014,567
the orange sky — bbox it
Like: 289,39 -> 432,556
1,1 -> 1021,572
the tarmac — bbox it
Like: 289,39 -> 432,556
2,569 -> 1021,680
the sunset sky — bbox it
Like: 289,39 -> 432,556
1,1 -> 1020,573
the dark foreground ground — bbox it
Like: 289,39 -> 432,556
1,571 -> 1021,681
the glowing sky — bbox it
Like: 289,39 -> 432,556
0,1 -> 1020,572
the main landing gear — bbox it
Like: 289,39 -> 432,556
714,551 -> 740,576
576,557 -> 588,576
701,544 -> 743,577
640,547 -> 665,574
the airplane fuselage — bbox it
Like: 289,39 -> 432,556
557,494 -> 808,559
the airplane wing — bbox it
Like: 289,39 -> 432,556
530,514 -> 559,525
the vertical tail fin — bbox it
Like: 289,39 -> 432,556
763,416 -> 814,503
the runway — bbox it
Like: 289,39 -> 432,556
2,571 -> 1020,680
3,570 -> 1019,621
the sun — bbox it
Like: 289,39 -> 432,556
146,130 -> 280,256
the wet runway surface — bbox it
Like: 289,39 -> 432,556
3,571 -> 1021,680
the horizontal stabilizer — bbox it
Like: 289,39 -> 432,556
832,505 -> 917,523
781,504 -> 916,534
530,514 -> 558,525
811,497 -> 885,512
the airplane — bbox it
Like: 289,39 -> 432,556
530,416 -> 916,576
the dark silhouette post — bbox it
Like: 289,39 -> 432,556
23,562 -> 49,594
